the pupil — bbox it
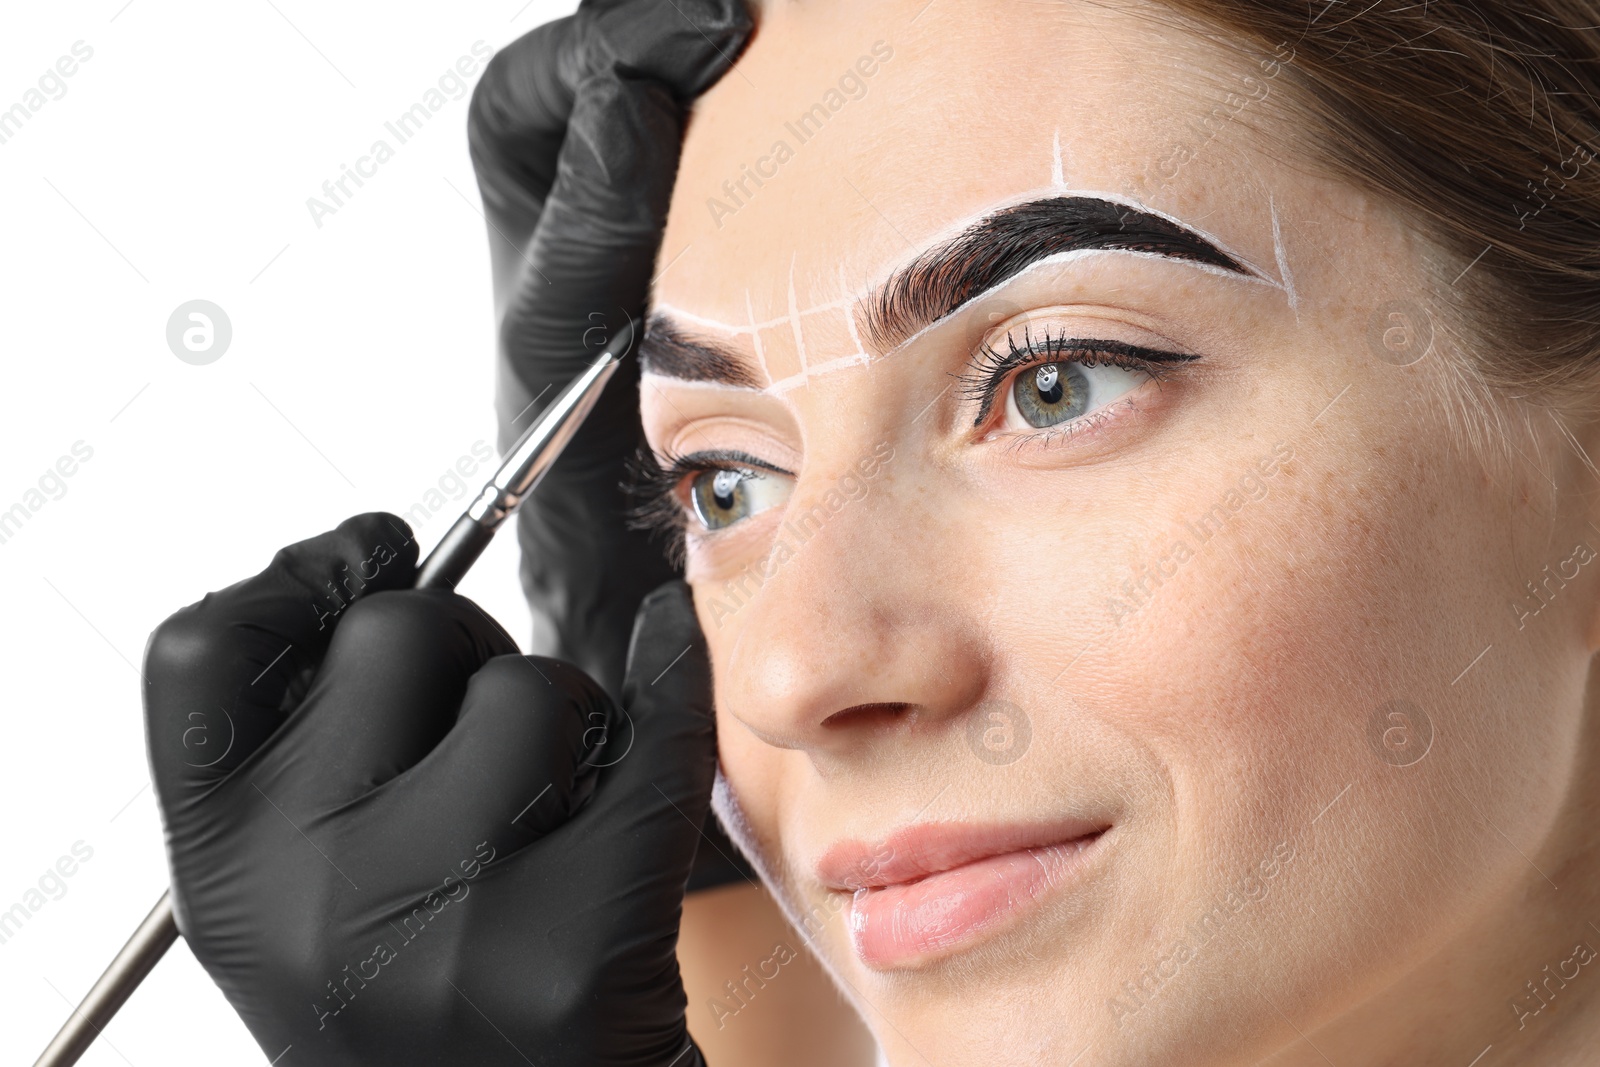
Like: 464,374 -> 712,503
712,469 -> 742,508
1035,363 -> 1064,403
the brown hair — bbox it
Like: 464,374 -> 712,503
1121,0 -> 1600,414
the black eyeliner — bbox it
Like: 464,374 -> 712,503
955,325 -> 1202,427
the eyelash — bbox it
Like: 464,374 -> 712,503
956,324 -> 1201,433
625,447 -> 792,567
630,327 -> 1203,553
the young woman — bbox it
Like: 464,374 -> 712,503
145,1 -> 1600,1064
636,0 -> 1600,1063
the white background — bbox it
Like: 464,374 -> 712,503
0,2 -> 582,1062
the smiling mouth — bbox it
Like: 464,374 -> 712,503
817,818 -> 1112,970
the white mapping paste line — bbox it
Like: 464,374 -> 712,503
651,187 -> 1292,391
1269,193 -> 1299,316
665,188 -> 1284,340
767,351 -> 872,396
905,185 -> 1285,289
640,371 -> 766,394
666,293 -> 857,337
653,244 -> 1281,395
787,251 -> 809,378
656,246 -> 1278,347
1052,128 -> 1067,188
744,288 -> 773,385
885,245 -> 1280,355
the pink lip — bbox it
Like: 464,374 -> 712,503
816,819 -> 1110,969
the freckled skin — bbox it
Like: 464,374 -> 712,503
645,1 -> 1600,1064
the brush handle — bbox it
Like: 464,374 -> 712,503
33,326 -> 635,1067
33,895 -> 178,1067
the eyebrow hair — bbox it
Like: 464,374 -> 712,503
642,195 -> 1250,385
861,196 -> 1250,352
638,311 -> 765,388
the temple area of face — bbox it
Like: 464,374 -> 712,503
641,193 -> 1266,392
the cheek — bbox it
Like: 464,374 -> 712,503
1054,413 -> 1585,1007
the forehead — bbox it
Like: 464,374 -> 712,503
655,0 -> 1288,333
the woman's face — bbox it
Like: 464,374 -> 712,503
641,1 -> 1600,1062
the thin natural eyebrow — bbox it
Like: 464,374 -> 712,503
637,310 -> 765,388
856,196 -> 1253,354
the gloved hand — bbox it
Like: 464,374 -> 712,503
468,0 -> 754,891
145,513 -> 718,1066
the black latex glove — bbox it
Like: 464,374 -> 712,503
469,0 -> 745,698
146,513 -> 718,1066
469,0 -> 754,892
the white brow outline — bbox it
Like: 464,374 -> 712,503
650,187 -> 1290,393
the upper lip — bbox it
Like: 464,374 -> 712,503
816,817 -> 1111,891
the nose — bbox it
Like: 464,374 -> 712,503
713,452 -> 990,766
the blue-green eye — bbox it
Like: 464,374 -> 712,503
1012,362 -> 1093,428
960,327 -> 1201,434
1006,358 -> 1152,429
688,467 -> 793,531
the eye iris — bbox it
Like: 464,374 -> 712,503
692,468 -> 749,530
1014,361 -> 1088,428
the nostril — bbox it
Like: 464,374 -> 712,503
821,701 -> 915,730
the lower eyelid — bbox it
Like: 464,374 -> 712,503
681,495 -> 791,568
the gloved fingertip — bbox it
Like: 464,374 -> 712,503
589,0 -> 755,100
635,580 -> 702,652
295,511 -> 421,595
339,511 -> 420,571
621,580 -> 713,719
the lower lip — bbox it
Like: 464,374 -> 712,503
846,832 -> 1105,969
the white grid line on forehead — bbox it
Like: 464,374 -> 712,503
787,252 -> 810,380
644,190 -> 1290,391
1269,193 -> 1299,317
648,247 -> 1280,394
744,288 -> 773,386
